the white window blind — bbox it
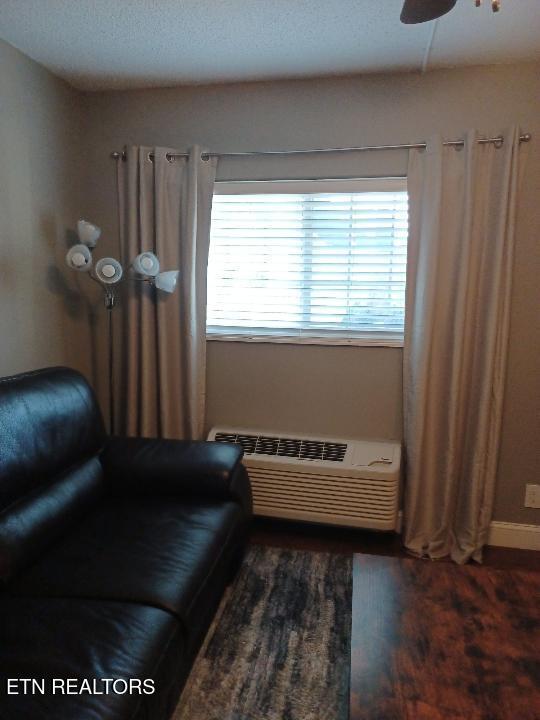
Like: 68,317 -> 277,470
207,178 -> 408,346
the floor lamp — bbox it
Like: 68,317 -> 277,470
65,220 -> 179,433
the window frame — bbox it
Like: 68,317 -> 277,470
207,177 -> 408,348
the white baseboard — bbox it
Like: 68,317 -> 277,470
487,521 -> 540,551
395,515 -> 538,550
396,510 -> 540,550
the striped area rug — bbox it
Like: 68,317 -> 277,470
173,545 -> 352,720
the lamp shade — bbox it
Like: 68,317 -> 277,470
66,244 -> 92,272
77,219 -> 101,248
155,270 -> 179,293
132,251 -> 160,277
95,257 -> 123,284
400,0 -> 457,23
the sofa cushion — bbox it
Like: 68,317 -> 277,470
0,596 -> 184,720
0,367 -> 105,511
0,368 -> 107,584
9,497 -> 244,636
0,458 -> 105,585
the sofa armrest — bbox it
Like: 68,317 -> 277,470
100,437 -> 252,514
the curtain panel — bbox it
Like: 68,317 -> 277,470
116,145 -> 217,440
404,128 -> 523,563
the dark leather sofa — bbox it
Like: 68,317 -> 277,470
0,367 -> 252,720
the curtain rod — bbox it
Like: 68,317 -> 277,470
110,133 -> 531,162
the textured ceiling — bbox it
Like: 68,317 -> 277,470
0,0 -> 539,91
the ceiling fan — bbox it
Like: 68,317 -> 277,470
400,0 -> 501,24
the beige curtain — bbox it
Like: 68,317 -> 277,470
404,128 -> 523,563
116,145 -> 217,440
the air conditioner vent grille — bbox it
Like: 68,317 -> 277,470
237,434 -> 258,454
214,432 -> 347,462
256,436 -> 280,455
276,438 -> 301,457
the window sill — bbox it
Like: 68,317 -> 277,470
206,333 -> 404,348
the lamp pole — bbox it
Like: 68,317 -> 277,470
104,289 -> 116,435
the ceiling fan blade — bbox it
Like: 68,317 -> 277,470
400,0 -> 458,24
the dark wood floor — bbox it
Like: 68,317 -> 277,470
250,517 -> 540,720
250,516 -> 540,571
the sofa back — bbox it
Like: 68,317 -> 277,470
0,367 -> 106,584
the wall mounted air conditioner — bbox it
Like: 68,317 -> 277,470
207,427 -> 401,532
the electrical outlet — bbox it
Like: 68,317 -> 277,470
524,484 -> 540,509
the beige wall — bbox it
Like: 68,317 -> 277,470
80,62 -> 540,525
0,39 -> 94,381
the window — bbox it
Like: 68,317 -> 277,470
207,178 -> 408,346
